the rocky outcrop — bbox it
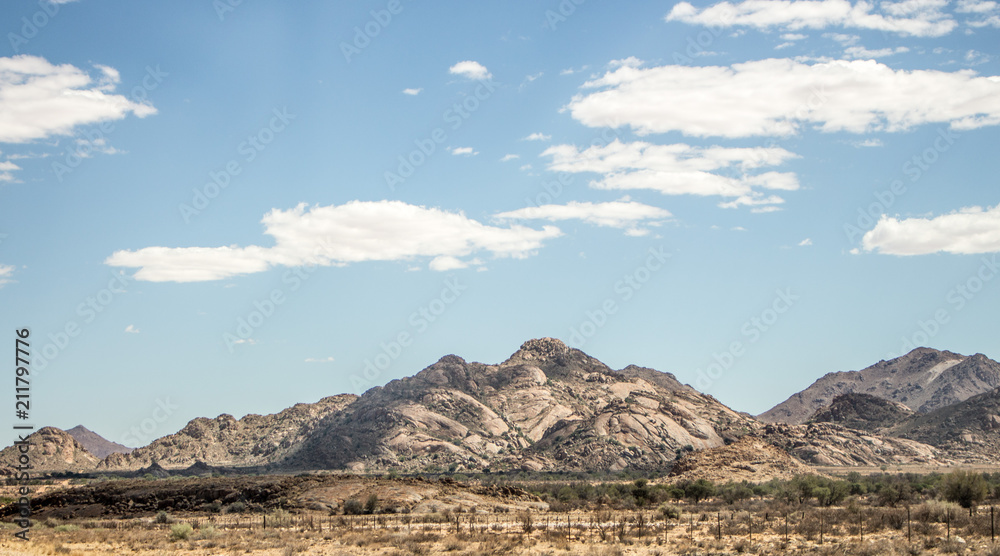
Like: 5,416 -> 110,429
669,436 -> 820,483
0,427 -> 99,474
760,348 -> 1000,424
761,422 -> 945,466
98,394 -> 357,470
808,393 -> 914,432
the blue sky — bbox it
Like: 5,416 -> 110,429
2,0 -> 999,448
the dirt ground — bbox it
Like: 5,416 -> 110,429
2,509 -> 999,556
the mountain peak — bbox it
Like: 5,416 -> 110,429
505,337 -> 569,364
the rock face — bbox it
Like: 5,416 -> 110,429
65,425 -> 133,459
0,427 -> 99,474
808,393 -> 914,432
668,436 -> 819,483
887,386 -> 1000,463
762,422 -> 943,466
99,394 -> 357,470
760,349 -> 1000,424
278,338 -> 757,473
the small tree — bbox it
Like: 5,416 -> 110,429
364,494 -> 380,514
685,479 -> 716,503
943,471 -> 988,510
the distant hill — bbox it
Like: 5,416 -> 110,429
760,348 -> 1000,424
808,393 -> 914,432
99,394 -> 358,471
887,386 -> 1000,463
0,427 -> 99,474
66,425 -> 133,459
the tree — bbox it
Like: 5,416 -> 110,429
943,471 -> 988,510
684,479 -> 716,503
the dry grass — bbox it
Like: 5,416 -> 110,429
2,507 -> 1000,555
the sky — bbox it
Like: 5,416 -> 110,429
1,0 -> 999,449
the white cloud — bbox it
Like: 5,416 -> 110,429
0,264 -> 13,287
798,238 -> 813,246
567,58 -> 1000,138
519,164 -> 533,171
852,138 -> 884,147
449,146 -> 478,156
304,356 -> 335,363
666,0 -> 957,37
500,154 -> 520,162
775,42 -> 795,49
781,33 -> 808,39
402,88 -> 422,95
428,255 -> 469,271
105,201 -> 562,282
124,324 -> 139,334
862,205 -> 1000,255
495,199 -> 672,230
957,0 -> 998,13
449,60 -> 491,80
523,132 -> 551,141
965,49 -> 991,65
0,55 -> 156,144
824,32 -> 860,45
0,160 -> 21,182
842,45 -> 910,58
542,139 -> 799,209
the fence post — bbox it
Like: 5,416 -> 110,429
907,506 -> 911,543
717,512 -> 722,540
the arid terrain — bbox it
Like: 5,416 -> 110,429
4,340 -> 1000,554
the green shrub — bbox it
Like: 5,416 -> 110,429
155,511 -> 171,524
169,523 -> 192,540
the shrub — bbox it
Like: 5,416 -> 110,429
943,471 -> 988,509
365,494 -> 380,514
224,501 -> 246,514
658,503 -> 681,520
155,511 -> 171,524
344,498 -> 364,515
169,523 -> 192,540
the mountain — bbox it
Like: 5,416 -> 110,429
807,393 -> 914,433
98,394 -> 357,470
759,348 -> 1000,424
278,338 -> 758,473
886,386 -> 1000,463
65,425 -> 133,459
0,427 -> 99,475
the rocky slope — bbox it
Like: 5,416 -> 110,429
886,386 -> 1000,463
99,394 -> 357,470
0,427 -> 100,475
760,348 -> 1000,424
761,422 -> 944,466
66,425 -> 133,459
807,393 -> 914,433
668,436 -> 819,483
278,338 -> 758,473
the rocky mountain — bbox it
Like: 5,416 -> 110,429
278,338 -> 758,473
886,386 -> 1000,463
99,394 -> 357,470
65,425 -> 133,459
759,348 -> 1000,424
807,393 -> 914,432
0,427 -> 100,475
